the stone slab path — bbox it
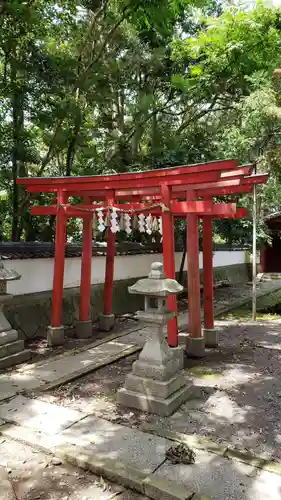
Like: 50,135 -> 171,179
0,277 -> 280,405
0,279 -> 281,498
1,395 -> 281,499
0,435 -> 147,500
0,328 -> 152,402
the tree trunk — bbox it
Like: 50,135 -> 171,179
151,111 -> 159,150
11,61 -> 25,241
65,108 -> 82,176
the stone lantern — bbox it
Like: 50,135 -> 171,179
0,258 -> 30,369
118,262 -> 192,416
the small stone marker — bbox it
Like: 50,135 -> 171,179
0,257 -> 30,368
118,262 -> 192,416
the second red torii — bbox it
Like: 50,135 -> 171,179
17,159 -> 268,354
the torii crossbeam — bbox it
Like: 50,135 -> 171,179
17,159 -> 268,354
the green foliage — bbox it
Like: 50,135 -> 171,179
1,1 -> 281,246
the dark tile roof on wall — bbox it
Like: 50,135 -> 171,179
0,241 -> 246,260
0,241 -> 163,259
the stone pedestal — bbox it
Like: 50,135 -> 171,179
99,313 -> 115,332
203,328 -> 219,348
186,336 -> 205,358
0,298 -> 30,369
118,262 -> 193,417
118,340 -> 193,416
47,325 -> 65,346
75,320 -> 92,339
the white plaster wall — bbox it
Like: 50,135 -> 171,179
4,250 -> 245,296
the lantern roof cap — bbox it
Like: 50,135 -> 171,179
0,258 -> 21,281
128,262 -> 183,297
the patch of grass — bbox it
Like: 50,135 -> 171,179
186,366 -> 221,379
218,307 -> 280,322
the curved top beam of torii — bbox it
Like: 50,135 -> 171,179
17,159 -> 268,220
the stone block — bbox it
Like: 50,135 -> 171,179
117,384 -> 192,417
0,339 -> 24,359
0,330 -> 18,346
55,443 -> 147,493
143,474 -> 194,500
0,395 -> 85,435
186,336 -> 205,358
99,314 -> 115,332
203,328 -> 219,348
132,348 -> 183,382
47,325 -> 64,346
153,448 -> 258,500
59,414 -> 172,474
124,372 -> 186,399
0,308 -> 13,333
75,320 -> 92,339
0,349 -> 30,370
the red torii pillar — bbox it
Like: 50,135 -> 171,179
186,214 -> 205,357
99,190 -> 116,331
186,191 -> 205,357
47,191 -> 67,347
202,214 -> 218,347
75,197 -> 93,339
161,184 -> 178,346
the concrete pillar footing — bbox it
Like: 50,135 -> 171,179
47,325 -> 65,347
75,320 -> 93,339
203,327 -> 219,348
186,336 -> 205,358
99,314 -> 115,332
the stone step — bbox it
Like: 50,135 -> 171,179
0,340 -> 24,360
0,330 -> 18,346
0,350 -> 31,370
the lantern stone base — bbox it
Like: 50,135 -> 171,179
75,320 -> 92,339
47,326 -> 65,346
0,299 -> 31,369
203,328 -> 219,348
118,383 -> 192,417
118,343 -> 192,416
0,329 -> 18,346
99,314 -> 115,332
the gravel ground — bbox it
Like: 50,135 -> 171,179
0,436 -> 148,500
21,282 -> 253,367
8,315 -> 140,370
41,319 -> 281,462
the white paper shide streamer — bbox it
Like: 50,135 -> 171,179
110,207 -> 120,233
97,208 -> 105,232
87,207 -> 163,234
138,213 -> 146,233
124,213 -> 132,234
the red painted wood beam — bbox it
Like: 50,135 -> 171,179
64,183 -> 253,201
17,159 -> 239,187
62,171 -> 262,201
242,173 -> 268,185
186,213 -> 203,343
51,192 -> 67,328
202,214 -> 214,331
220,165 -> 252,178
79,208 -> 93,323
31,200 -> 238,217
21,169 -> 223,193
161,183 -> 178,346
103,191 -> 116,317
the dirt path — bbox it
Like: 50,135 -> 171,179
0,436 -> 148,500
39,320 -> 281,462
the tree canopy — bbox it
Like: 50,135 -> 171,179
1,0 -> 281,245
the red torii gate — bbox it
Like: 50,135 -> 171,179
17,159 -> 268,355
